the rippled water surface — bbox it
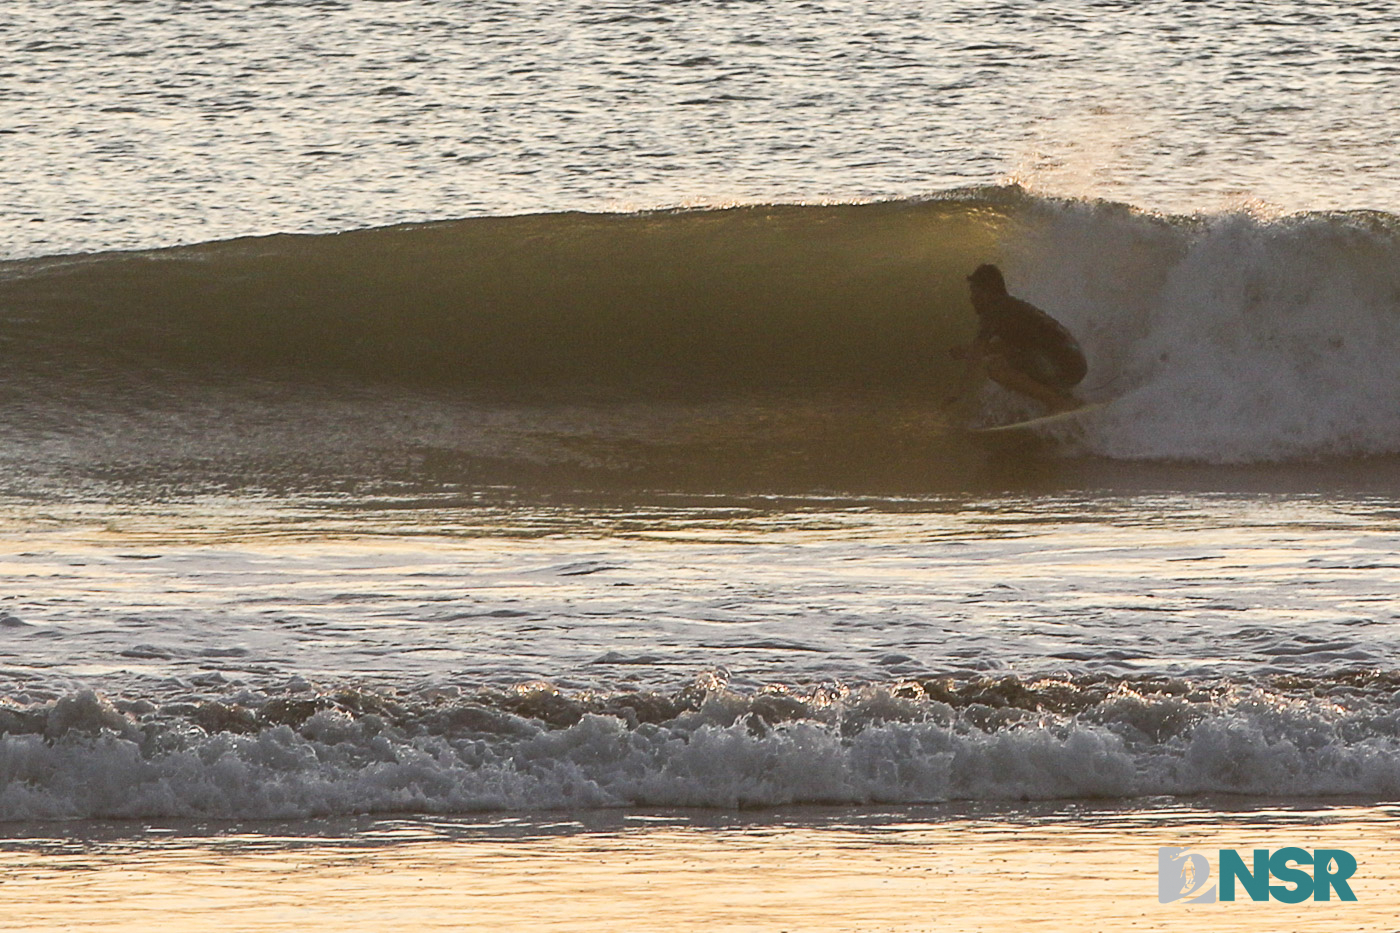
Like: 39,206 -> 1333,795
4,490 -> 1399,696
5,0 -> 1399,256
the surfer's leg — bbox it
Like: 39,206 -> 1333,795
985,355 -> 1079,413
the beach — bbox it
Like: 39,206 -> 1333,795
4,805 -> 1398,931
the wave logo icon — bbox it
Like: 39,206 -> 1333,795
1159,847 -> 1218,903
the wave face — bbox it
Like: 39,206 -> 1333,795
4,673 -> 1400,820
0,196 -> 996,392
3,187 -> 1400,467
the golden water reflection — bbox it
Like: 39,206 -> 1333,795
1,804 -> 1395,932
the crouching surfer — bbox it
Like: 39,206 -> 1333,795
948,263 -> 1087,415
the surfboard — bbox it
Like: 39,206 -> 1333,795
968,400 -> 1108,435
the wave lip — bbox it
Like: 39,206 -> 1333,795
4,673 -> 1400,820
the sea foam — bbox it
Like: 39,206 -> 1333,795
3,675 -> 1399,820
1007,201 -> 1400,462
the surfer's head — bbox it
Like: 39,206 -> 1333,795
967,263 -> 1008,296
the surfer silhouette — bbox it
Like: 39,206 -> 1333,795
948,263 -> 1087,414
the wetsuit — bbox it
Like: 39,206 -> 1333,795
975,293 -> 1087,390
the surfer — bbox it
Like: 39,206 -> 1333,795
948,263 -> 1087,414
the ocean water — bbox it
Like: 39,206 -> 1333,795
4,0 -> 1400,925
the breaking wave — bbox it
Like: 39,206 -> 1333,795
4,672 -> 1400,820
2,186 -> 1400,468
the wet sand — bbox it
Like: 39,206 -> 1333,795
2,802 -> 1395,932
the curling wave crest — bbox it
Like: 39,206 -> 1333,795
3,187 -> 1399,467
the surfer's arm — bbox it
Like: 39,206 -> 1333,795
941,337 -> 996,409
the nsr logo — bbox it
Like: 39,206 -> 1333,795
1159,847 -> 1358,904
